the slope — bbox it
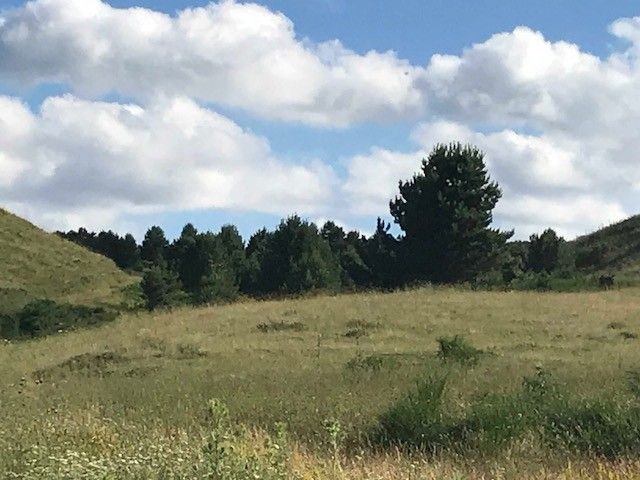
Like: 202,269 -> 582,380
572,214 -> 640,277
0,208 -> 137,312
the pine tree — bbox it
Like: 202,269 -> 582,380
390,143 -> 512,283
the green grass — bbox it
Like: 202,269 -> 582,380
3,286 -> 640,477
0,209 -> 137,312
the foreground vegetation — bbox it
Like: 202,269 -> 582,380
3,287 -> 640,478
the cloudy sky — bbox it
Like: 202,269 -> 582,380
0,0 -> 639,240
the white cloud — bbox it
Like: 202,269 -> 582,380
0,94 -> 337,231
1,1 -> 640,239
0,0 -> 425,127
341,19 -> 640,238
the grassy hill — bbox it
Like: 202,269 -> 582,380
571,215 -> 640,276
0,208 -> 137,312
2,286 -> 640,478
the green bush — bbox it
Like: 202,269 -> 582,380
375,375 -> 450,450
0,300 -> 117,340
436,335 -> 483,365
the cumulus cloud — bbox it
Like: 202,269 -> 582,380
341,19 -> 640,238
1,0 -> 640,238
0,0 -> 425,127
0,94 -> 337,231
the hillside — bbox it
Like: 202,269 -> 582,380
0,209 -> 137,312
572,215 -> 640,276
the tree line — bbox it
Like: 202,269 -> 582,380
57,143 -> 580,310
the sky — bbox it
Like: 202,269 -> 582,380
0,0 -> 639,241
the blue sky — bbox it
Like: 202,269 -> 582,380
0,0 -> 639,241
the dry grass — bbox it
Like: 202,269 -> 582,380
2,286 -> 640,478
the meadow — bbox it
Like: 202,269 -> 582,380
2,286 -> 640,479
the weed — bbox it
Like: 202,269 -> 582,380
621,331 -> 638,340
345,353 -> 391,373
256,320 -> 307,333
344,327 -> 368,339
608,321 -> 627,330
437,335 -> 483,366
175,342 -> 208,359
345,319 -> 381,330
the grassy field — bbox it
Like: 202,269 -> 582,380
0,209 -> 136,312
2,286 -> 640,478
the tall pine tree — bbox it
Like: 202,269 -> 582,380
390,143 -> 512,283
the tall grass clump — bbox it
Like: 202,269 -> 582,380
375,375 -> 451,450
374,366 -> 640,458
437,335 -> 483,365
202,399 -> 295,479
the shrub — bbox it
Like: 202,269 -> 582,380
345,353 -> 390,373
0,300 -> 117,340
436,335 -> 483,365
375,375 -> 450,450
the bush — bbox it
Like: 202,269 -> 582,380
0,300 -> 117,340
375,375 -> 450,450
436,335 -> 483,365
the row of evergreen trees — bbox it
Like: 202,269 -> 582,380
58,143 -> 570,310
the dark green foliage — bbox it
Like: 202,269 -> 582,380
141,226 -> 169,266
168,224 -> 245,305
242,228 -> 271,295
196,264 -> 239,305
321,221 -> 371,288
217,225 -> 248,287
253,216 -> 342,295
256,320 -> 307,333
437,335 -> 483,365
390,143 -> 512,283
575,243 -> 608,270
527,229 -> 563,273
141,265 -> 184,311
500,242 -> 527,283
362,218 -> 400,289
57,228 -> 141,270
0,300 -> 116,340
